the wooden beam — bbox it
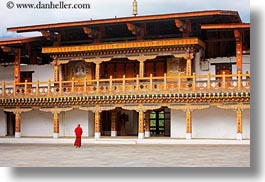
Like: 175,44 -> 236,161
201,23 -> 250,30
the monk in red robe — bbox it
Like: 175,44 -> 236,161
74,124 -> 83,148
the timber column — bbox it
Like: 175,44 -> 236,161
53,60 -> 59,82
234,30 -> 243,73
236,109 -> 243,140
145,111 -> 151,137
53,111 -> 60,138
185,48 -> 194,76
128,54 -> 156,78
111,110 -> 117,137
4,108 -> 32,138
185,109 -> 192,140
15,113 -> 21,138
14,48 -> 21,83
138,110 -> 145,139
94,111 -> 101,139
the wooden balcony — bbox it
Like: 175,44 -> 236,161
0,72 -> 250,107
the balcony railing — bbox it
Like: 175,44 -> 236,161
0,72 -> 250,98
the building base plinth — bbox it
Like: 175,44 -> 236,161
145,131 -> 150,137
111,131 -> 117,137
53,133 -> 59,139
95,132 -> 101,139
15,132 -> 21,138
186,133 -> 192,140
237,133 -> 243,140
138,133 -> 144,139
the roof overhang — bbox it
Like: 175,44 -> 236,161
7,10 -> 241,33
0,36 -> 45,46
201,23 -> 250,30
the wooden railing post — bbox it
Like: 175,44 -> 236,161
207,72 -> 211,91
122,75 -> 126,94
84,78 -> 87,94
222,71 -> 226,90
71,78 -> 75,93
24,80 -> 28,96
192,73 -> 196,92
96,78 -> 99,94
164,73 -> 167,91
2,81 -> 6,97
237,71 -> 242,91
109,76 -> 113,94
150,74 -> 153,91
59,78 -> 63,95
48,79 -> 51,96
178,72 -> 181,92
36,80 -> 39,96
136,74 -> 140,93
13,80 -> 16,97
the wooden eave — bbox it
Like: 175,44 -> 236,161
0,36 -> 45,46
42,37 -> 205,54
201,23 -> 250,30
7,10 -> 241,33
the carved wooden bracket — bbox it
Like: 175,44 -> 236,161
39,107 -> 73,114
79,105 -> 116,112
83,27 -> 99,39
4,108 -> 32,114
175,19 -> 191,37
216,103 -> 250,111
168,104 -> 209,112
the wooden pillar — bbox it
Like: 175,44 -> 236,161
236,109 -> 243,140
185,48 -> 194,76
111,110 -> 117,137
53,60 -> 59,82
94,111 -> 101,139
138,110 -> 144,139
53,112 -> 60,138
234,30 -> 243,73
14,48 -> 21,83
145,111 -> 150,137
185,109 -> 192,140
139,61 -> 144,78
95,62 -> 100,80
186,59 -> 192,76
15,112 -> 21,138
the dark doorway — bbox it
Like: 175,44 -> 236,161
5,112 -> 15,136
150,109 -> 165,136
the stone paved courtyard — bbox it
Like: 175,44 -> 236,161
0,143 -> 250,167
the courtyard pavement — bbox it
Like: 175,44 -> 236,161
0,137 -> 250,167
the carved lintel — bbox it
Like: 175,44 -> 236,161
79,105 -> 116,112
58,60 -> 70,65
39,107 -> 73,114
122,104 -> 161,112
127,54 -> 157,62
4,108 -> 32,114
185,47 -> 195,60
172,53 -> 186,58
168,104 -> 210,112
85,57 -> 112,64
217,103 -> 250,111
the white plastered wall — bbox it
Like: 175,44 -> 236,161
0,110 -> 7,136
21,109 -> 94,137
171,106 -> 250,139
21,109 -> 53,137
0,64 -> 54,83
194,49 -> 250,76
60,109 -> 94,137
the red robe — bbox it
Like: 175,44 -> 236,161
74,126 -> 83,147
